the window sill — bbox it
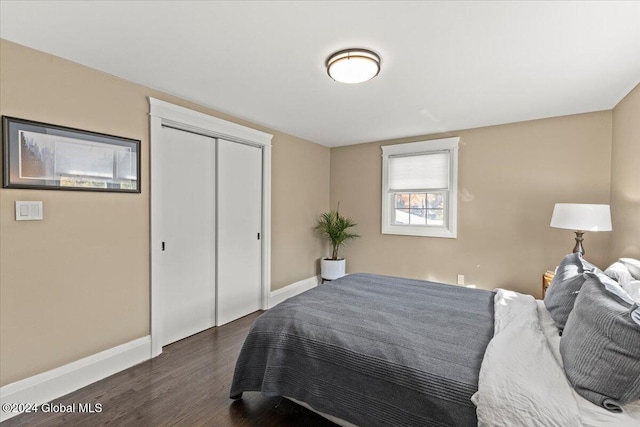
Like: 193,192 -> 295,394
381,224 -> 457,238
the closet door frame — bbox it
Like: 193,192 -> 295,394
149,97 -> 273,358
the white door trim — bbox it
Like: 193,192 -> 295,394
149,97 -> 273,358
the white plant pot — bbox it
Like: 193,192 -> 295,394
321,258 -> 346,281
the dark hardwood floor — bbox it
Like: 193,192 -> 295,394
2,312 -> 336,427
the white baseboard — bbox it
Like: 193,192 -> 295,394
268,276 -> 320,309
0,335 -> 151,422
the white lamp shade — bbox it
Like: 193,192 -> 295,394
550,203 -> 612,231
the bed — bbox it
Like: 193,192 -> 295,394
230,271 -> 640,426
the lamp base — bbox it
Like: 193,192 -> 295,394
572,231 -> 585,255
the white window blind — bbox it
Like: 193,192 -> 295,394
381,137 -> 459,238
388,152 -> 449,191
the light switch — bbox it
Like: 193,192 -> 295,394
15,201 -> 43,221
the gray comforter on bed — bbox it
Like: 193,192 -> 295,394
230,273 -> 495,427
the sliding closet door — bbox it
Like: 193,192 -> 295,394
217,139 -> 262,326
156,127 -> 216,346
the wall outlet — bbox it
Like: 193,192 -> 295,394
457,274 -> 465,285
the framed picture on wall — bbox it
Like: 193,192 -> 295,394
2,116 -> 141,193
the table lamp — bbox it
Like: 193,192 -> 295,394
550,203 -> 612,255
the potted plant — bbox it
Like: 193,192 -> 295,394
314,204 -> 360,280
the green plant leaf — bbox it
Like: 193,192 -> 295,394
314,204 -> 359,260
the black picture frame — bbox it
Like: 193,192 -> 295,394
2,116 -> 141,193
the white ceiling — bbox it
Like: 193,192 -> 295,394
1,1 -> 639,147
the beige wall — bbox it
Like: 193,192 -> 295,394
331,112 -> 613,297
0,39 -> 329,385
272,132 -> 330,289
610,83 -> 640,262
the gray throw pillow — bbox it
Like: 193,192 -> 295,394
544,253 -> 597,329
560,272 -> 640,412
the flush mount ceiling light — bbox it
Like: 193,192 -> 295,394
326,49 -> 381,84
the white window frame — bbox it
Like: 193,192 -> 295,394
381,137 -> 459,238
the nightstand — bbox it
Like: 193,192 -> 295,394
542,271 -> 555,298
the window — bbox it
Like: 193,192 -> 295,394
381,137 -> 459,238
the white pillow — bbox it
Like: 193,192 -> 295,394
605,262 -> 635,285
621,280 -> 640,303
594,271 -> 637,307
620,258 -> 640,280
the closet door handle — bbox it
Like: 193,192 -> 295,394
257,233 -> 260,240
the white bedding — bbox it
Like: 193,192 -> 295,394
472,289 -> 640,427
